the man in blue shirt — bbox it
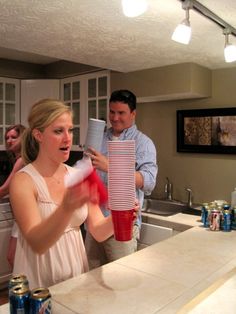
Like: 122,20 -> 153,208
85,89 -> 157,268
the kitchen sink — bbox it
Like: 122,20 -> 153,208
142,198 -> 201,216
138,222 -> 173,247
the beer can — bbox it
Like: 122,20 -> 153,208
204,205 -> 212,228
8,274 -> 29,297
209,208 -> 221,231
231,206 -> 236,230
201,203 -> 208,226
223,204 -> 230,210
9,284 -> 30,314
29,287 -> 52,314
222,209 -> 232,232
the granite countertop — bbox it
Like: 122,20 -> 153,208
1,212 -> 236,314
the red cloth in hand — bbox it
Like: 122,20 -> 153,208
85,169 -> 108,206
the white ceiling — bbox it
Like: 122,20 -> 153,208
0,0 -> 236,72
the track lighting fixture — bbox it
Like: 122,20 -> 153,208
171,1 -> 192,45
172,0 -> 236,62
122,0 -> 236,63
224,29 -> 236,63
122,0 -> 148,18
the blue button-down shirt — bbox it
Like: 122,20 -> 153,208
98,124 -> 158,227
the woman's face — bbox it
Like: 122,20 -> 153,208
5,129 -> 21,154
36,112 -> 73,163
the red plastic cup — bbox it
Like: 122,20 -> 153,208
111,209 -> 134,241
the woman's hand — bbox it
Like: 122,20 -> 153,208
62,180 -> 95,213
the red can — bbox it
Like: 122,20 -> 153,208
209,208 -> 221,231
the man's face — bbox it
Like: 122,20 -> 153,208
109,101 -> 136,136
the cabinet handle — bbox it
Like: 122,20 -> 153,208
1,210 -> 12,213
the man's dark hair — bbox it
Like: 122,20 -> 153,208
109,90 -> 136,112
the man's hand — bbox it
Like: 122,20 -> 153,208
84,147 -> 108,172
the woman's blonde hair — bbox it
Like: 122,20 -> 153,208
22,99 -> 72,164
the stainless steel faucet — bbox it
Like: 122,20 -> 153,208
165,177 -> 173,200
185,188 -> 193,207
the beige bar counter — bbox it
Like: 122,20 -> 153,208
1,213 -> 236,313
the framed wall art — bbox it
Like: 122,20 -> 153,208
177,107 -> 236,154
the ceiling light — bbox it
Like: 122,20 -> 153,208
171,19 -> 191,45
122,0 -> 148,18
224,30 -> 236,63
172,1 -> 192,45
173,0 -> 236,63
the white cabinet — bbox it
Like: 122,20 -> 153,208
61,70 -> 110,150
5,73 -> 109,151
21,79 -> 60,127
0,202 -> 14,289
0,77 -> 20,150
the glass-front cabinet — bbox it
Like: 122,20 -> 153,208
0,78 -> 20,150
88,75 -> 108,121
61,70 -> 110,150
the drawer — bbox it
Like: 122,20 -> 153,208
0,203 -> 13,221
0,219 -> 14,287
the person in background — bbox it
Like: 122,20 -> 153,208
84,89 -> 158,269
9,98 -> 137,289
1,124 -> 26,268
0,124 -> 25,198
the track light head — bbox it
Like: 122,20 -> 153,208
224,31 -> 236,63
172,6 -> 192,45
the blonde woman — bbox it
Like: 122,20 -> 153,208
9,99 -> 121,289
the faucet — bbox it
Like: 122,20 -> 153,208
165,177 -> 173,200
185,188 -> 193,207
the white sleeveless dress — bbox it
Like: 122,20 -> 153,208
13,163 -> 89,289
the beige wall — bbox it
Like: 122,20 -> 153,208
111,65 -> 236,205
111,63 -> 212,101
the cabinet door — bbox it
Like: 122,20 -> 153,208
0,77 -> 20,150
21,79 -> 60,127
0,219 -> 14,287
61,71 -> 110,151
61,77 -> 82,150
87,75 -> 109,122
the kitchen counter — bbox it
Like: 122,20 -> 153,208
1,212 -> 236,313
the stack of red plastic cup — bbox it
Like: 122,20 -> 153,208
108,140 -> 135,241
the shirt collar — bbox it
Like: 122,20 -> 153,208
107,124 -> 137,140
